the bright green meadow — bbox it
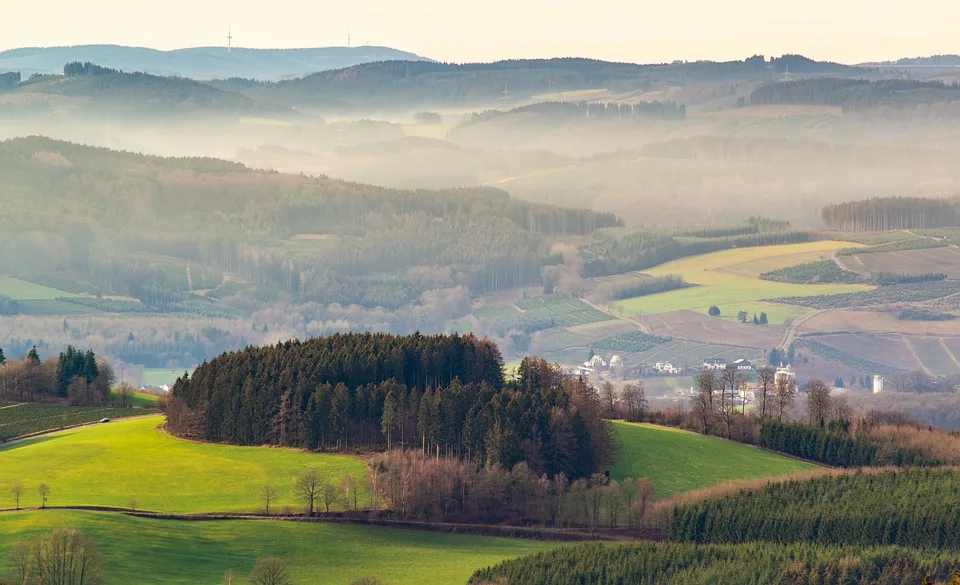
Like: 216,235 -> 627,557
610,422 -> 816,499
0,510 -> 558,585
0,417 -> 368,513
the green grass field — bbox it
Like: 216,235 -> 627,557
610,422 -> 816,499
141,368 -> 187,388
712,300 -> 810,325
0,417 -> 368,513
610,242 -> 872,317
0,276 -> 76,300
0,403 -> 148,442
110,388 -> 161,407
0,510 -> 558,585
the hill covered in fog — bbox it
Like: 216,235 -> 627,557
0,45 -> 432,81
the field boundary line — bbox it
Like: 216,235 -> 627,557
939,338 -> 960,371
901,335 -> 933,376
0,506 -> 628,542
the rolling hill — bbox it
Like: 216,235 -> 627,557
215,54 -> 866,111
0,45 -> 432,81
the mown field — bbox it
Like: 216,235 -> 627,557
610,422 -> 816,499
0,511 -> 558,585
0,403 -> 147,442
0,275 -> 76,300
0,417 -> 368,513
609,242 -> 872,317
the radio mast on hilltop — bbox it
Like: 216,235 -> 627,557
227,26 -> 233,53
347,25 -> 351,48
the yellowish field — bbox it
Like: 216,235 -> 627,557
533,89 -> 611,101
401,124 -> 451,140
610,242 -> 872,318
712,301 -> 811,326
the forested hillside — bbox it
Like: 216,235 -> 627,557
169,336 -> 612,480
751,78 -> 960,110
821,196 -> 960,231
0,63 -> 294,117
214,55 -> 861,110
0,137 -> 618,311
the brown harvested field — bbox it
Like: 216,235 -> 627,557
705,105 -> 843,118
717,250 -> 843,278
850,247 -> 960,277
814,333 -> 929,371
644,309 -> 783,349
908,337 -> 960,376
799,309 -> 960,336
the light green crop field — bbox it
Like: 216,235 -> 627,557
610,422 -> 816,499
141,368 -> 187,388
110,388 -> 161,407
0,403 -> 149,441
0,276 -> 76,300
0,511 -> 559,585
0,417 -> 368,513
610,242 -> 872,317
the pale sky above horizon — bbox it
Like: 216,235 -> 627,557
3,0 -> 959,64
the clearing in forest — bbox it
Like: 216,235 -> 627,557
610,242 -> 872,318
0,510 -> 559,585
610,422 -> 816,499
0,416 -> 368,513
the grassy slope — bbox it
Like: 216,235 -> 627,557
0,403 -> 149,441
0,276 -> 76,300
610,422 -> 815,499
0,417 -> 368,513
0,511 -> 558,585
610,242 -> 871,317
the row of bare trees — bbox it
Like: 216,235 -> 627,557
368,450 -> 654,529
685,366 -> 853,443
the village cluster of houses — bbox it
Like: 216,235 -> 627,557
651,357 -> 756,376
574,354 -> 625,376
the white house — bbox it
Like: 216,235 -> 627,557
775,364 -> 796,384
703,358 -> 727,370
609,355 -> 624,370
731,359 -> 754,371
654,361 -> 682,375
584,355 -> 607,369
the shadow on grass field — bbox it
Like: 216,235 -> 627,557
609,422 -> 816,499
0,510 -> 560,585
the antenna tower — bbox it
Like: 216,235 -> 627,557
779,65 -> 795,83
500,82 -> 512,100
228,26 -> 233,53
348,26 -> 351,48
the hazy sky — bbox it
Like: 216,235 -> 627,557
3,0 -> 959,64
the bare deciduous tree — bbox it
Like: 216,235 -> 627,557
756,366 -> 775,419
38,484 -> 50,509
599,381 -> 617,419
11,483 -> 23,510
294,470 -> 321,516
774,376 -> 797,422
14,528 -> 103,585
248,558 -> 292,585
321,481 -> 341,514
260,484 -> 278,516
340,475 -> 359,512
805,378 -> 832,424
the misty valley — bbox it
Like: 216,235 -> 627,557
2,42 -> 960,585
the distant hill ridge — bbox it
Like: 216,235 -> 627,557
0,45 -> 433,81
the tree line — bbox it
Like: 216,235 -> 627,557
668,468 -> 960,550
0,72 -> 20,91
751,78 -> 960,110
462,100 -> 686,127
0,345 -> 113,406
821,196 -> 960,231
168,335 -> 614,480
471,541 -> 960,585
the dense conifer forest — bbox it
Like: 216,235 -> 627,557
751,78 -> 960,110
667,468 -> 960,549
168,335 -> 613,480
821,196 -> 960,231
0,137 -> 618,312
470,542 -> 960,585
